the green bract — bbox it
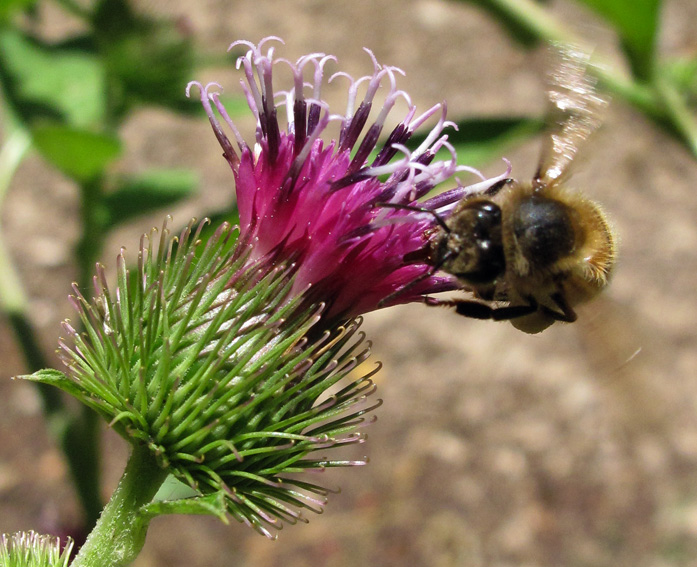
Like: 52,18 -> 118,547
24,219 -> 380,537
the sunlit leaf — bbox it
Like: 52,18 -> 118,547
0,28 -> 105,127
576,0 -> 661,80
32,125 -> 121,182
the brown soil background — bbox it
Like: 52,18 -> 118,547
2,1 -> 697,566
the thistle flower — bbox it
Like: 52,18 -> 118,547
23,38 -> 506,553
188,37 -> 509,322
0,532 -> 73,567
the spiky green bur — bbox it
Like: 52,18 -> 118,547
24,219 -> 381,537
0,532 -> 73,567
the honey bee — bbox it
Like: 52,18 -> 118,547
386,46 -> 617,333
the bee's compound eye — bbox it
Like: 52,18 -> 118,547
513,196 -> 576,266
472,201 -> 501,220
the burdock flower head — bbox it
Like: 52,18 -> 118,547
24,38 -> 505,555
0,532 -> 73,567
188,37 -> 509,322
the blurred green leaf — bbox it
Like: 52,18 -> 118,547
450,117 -> 545,165
576,0 -> 661,80
32,125 -> 121,181
92,0 -> 195,117
104,169 -> 197,227
410,116 -> 545,167
208,94 -> 252,120
0,0 -> 38,23
0,28 -> 105,127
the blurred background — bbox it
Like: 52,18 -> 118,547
1,0 -> 697,565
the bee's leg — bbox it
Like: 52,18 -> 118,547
378,246 -> 456,308
377,265 -> 438,307
540,292 -> 577,322
425,297 -> 538,321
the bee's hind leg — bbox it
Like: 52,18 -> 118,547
539,292 -> 577,322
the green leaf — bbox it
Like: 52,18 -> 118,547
104,169 -> 197,227
410,116 -> 545,168
32,125 -> 122,181
141,491 -> 229,522
0,28 -> 105,127
450,116 -> 545,166
19,368 -> 86,399
576,0 -> 661,80
153,475 -> 199,501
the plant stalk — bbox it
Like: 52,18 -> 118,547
70,445 -> 168,567
483,0 -> 696,156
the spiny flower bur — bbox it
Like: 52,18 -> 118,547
25,219 -> 380,537
22,38 -> 507,538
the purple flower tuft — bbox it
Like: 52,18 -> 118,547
188,37 -> 509,321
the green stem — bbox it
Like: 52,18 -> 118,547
71,445 -> 168,567
486,0 -> 573,44
63,408 -> 104,529
485,0 -> 656,106
0,130 -> 103,526
482,0 -> 695,155
69,177 -> 109,527
655,77 -> 697,156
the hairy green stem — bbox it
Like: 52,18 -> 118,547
70,445 -> 169,567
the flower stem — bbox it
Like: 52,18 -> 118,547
70,445 -> 168,567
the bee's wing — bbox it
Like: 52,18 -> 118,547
535,45 -> 609,186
